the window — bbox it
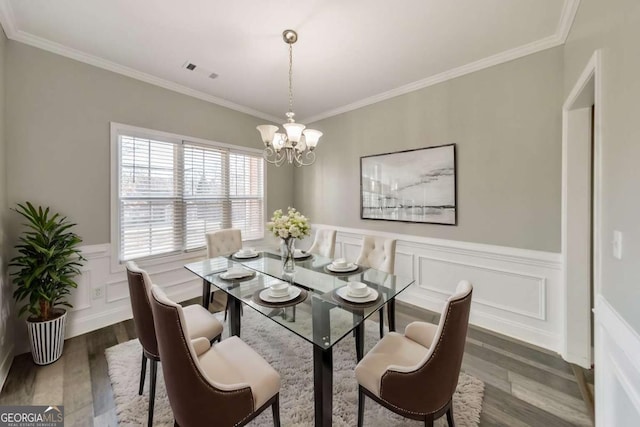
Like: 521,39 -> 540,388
113,125 -> 265,262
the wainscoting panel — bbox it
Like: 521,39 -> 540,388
61,244 -> 208,341
314,224 -> 563,353
595,295 -> 640,426
16,231 -> 563,356
50,237 -> 273,348
417,256 -> 546,321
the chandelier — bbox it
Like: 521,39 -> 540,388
257,30 -> 322,167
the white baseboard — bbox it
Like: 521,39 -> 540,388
595,295 -> 640,425
0,343 -> 14,392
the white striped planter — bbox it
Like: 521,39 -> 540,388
26,310 -> 67,365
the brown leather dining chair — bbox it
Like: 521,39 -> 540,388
355,235 -> 397,338
354,281 -> 473,427
149,284 -> 282,427
126,261 -> 224,427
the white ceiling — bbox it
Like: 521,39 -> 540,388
0,0 -> 579,123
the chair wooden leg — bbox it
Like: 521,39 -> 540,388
446,404 -> 455,427
272,393 -> 281,427
357,386 -> 365,427
138,352 -> 147,395
148,359 -> 158,427
378,307 -> 384,338
424,415 -> 434,427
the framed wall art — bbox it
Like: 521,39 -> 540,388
360,143 -> 457,225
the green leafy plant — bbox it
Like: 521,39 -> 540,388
9,202 -> 86,321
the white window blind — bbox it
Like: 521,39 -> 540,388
117,133 -> 264,262
230,153 -> 264,241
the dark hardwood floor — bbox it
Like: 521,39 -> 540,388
0,297 -> 594,426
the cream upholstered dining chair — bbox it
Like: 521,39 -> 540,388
206,228 -> 243,318
126,261 -> 224,427
150,285 -> 282,427
307,228 -> 337,258
355,235 -> 397,338
355,281 -> 473,427
206,228 -> 243,258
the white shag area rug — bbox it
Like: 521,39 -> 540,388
106,309 -> 483,426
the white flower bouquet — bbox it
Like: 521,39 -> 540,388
267,207 -> 311,240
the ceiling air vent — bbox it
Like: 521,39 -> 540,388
182,61 -> 218,79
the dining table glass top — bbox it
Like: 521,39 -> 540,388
184,251 -> 414,350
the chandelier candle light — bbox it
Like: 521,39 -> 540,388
257,30 -> 323,167
267,207 -> 311,273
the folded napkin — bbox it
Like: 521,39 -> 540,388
224,268 -> 252,279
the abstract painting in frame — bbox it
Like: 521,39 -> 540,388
360,144 -> 457,225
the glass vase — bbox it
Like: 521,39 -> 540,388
281,238 -> 296,274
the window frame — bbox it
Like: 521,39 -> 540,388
110,122 -> 267,270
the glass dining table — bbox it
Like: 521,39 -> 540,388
184,251 -> 414,427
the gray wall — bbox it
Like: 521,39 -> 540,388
0,28 -> 12,383
294,47 -> 564,252
5,41 -> 293,246
564,0 -> 640,333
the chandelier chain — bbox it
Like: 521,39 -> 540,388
288,42 -> 293,115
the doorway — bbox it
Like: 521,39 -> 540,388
562,51 -> 601,419
562,51 -> 602,416
562,50 -> 601,368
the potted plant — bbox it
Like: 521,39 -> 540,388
9,202 -> 85,365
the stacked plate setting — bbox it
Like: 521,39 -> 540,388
269,282 -> 291,298
327,258 -> 358,273
336,281 -> 379,303
259,281 -> 301,303
233,248 -> 259,259
346,282 -> 369,297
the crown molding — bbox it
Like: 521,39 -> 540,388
557,0 -> 581,43
301,0 -> 581,123
0,0 -> 580,125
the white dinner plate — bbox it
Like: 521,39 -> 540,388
219,270 -> 255,280
259,286 -> 302,303
336,286 -> 379,303
326,263 -> 358,273
232,252 -> 260,259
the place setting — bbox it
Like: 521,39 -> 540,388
218,264 -> 256,282
232,247 -> 260,259
325,258 -> 361,275
333,281 -> 380,307
252,280 -> 308,308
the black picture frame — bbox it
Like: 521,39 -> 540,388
360,143 -> 457,225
